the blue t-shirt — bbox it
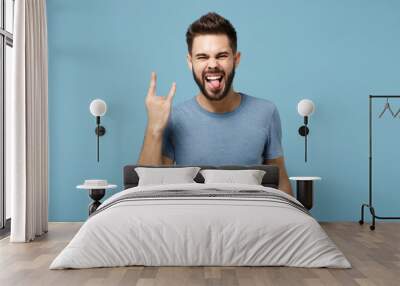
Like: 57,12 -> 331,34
162,92 -> 283,165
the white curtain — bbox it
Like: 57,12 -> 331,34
8,0 -> 49,242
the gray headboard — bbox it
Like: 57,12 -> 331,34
124,165 -> 279,189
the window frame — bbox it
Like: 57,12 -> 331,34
0,0 -> 13,232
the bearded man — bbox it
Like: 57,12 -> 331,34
138,12 -> 292,196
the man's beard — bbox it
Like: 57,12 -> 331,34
192,66 -> 236,101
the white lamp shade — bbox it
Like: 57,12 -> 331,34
90,99 -> 107,117
297,99 -> 315,117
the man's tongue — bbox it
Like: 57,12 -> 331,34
209,79 -> 221,90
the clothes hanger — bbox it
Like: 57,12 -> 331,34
378,97 -> 395,118
394,106 -> 400,118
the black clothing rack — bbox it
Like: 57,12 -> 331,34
359,95 -> 400,230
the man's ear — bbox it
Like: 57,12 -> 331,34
187,53 -> 193,71
234,51 -> 241,68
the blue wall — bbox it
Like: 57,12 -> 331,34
47,0 -> 400,222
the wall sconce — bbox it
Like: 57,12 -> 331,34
297,99 -> 315,162
89,99 -> 107,162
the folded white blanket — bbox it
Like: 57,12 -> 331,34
50,183 -> 351,269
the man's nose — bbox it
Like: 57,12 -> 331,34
207,58 -> 218,69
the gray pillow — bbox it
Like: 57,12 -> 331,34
135,167 -> 201,186
200,169 -> 266,185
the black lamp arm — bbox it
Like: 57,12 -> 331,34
94,116 -> 106,162
297,116 -> 310,162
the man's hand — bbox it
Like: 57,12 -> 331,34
264,156 -> 293,196
145,72 -> 176,134
137,72 -> 176,166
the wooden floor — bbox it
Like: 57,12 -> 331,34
0,222 -> 399,286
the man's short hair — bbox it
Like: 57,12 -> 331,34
186,12 -> 237,55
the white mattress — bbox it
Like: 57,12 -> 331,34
50,183 -> 351,269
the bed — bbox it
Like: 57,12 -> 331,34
49,165 -> 351,269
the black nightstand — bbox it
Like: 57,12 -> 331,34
77,180 -> 117,215
289,177 -> 321,210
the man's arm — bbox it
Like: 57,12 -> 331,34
137,72 -> 176,166
162,156 -> 174,165
264,156 -> 293,196
137,127 -> 173,166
